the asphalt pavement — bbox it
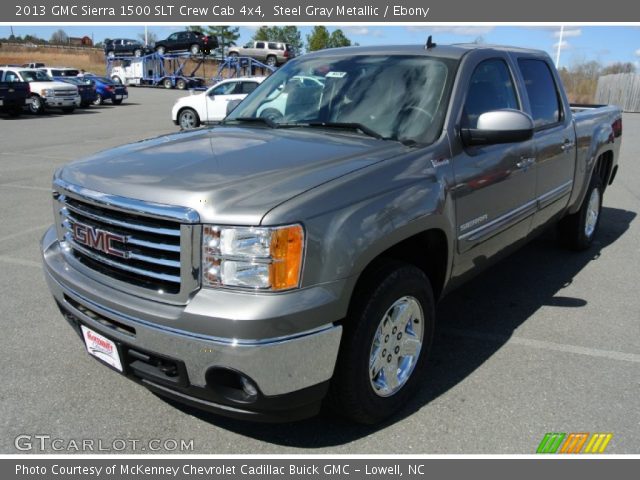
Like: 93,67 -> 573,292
0,89 -> 638,454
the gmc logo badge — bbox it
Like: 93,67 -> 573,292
72,223 -> 129,258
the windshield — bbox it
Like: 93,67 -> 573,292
227,54 -> 456,144
20,70 -> 52,82
52,69 -> 79,77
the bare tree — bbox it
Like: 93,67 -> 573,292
50,29 -> 68,45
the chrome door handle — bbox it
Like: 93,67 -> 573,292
517,157 -> 536,169
561,140 -> 575,151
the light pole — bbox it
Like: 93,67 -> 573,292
555,25 -> 564,68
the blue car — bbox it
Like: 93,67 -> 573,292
85,75 -> 128,105
53,77 -> 97,107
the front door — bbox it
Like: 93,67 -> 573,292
452,56 -> 537,257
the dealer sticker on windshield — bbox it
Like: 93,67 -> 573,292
326,71 -> 347,78
81,325 -> 123,372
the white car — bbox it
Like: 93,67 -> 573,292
4,68 -> 80,114
171,77 -> 266,129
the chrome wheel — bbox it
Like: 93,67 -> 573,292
179,109 -> 198,129
369,296 -> 424,397
584,187 -> 600,238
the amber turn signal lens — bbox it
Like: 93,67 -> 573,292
270,225 -> 304,290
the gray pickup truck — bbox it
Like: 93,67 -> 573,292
41,43 -> 622,424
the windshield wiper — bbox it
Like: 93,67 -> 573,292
306,122 -> 384,140
227,116 -> 278,128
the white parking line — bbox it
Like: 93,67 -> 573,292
442,327 -> 640,364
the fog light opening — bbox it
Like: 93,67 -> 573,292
205,367 -> 260,404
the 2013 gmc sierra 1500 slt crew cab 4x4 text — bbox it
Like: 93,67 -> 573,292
41,43 -> 622,424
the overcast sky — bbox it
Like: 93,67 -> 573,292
3,25 -> 639,68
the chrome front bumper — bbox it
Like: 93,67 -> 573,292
41,226 -> 342,398
44,95 -> 81,107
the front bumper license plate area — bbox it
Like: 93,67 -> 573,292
81,325 -> 123,372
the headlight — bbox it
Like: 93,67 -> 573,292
41,89 -> 54,96
202,224 -> 304,291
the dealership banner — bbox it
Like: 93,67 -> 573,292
2,0 -> 640,23
3,458 -> 640,479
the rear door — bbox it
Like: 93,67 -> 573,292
165,33 -> 179,50
253,42 -> 266,60
452,54 -> 537,254
514,56 -> 576,230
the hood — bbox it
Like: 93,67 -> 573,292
59,126 -> 405,224
46,80 -> 77,90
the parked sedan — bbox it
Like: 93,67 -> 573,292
85,76 -> 128,105
171,77 -> 265,129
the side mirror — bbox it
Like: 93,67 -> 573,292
461,109 -> 534,146
226,99 -> 243,115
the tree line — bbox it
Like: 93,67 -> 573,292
559,61 -> 637,103
185,25 -> 353,53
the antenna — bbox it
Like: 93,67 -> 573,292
425,35 -> 437,49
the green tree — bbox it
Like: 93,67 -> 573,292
328,29 -> 351,48
252,26 -> 302,54
306,26 -> 331,51
306,27 -> 352,51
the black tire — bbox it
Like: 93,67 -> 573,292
558,174 -> 604,251
112,99 -> 123,105
266,55 -> 277,67
156,46 -> 166,55
328,260 -> 435,424
29,95 -> 44,114
93,94 -> 103,106
228,52 -> 239,60
162,78 -> 173,89
106,50 -> 115,58
134,49 -> 142,57
111,76 -> 122,85
178,108 -> 200,130
190,44 -> 200,55
61,107 -> 75,114
176,79 -> 187,90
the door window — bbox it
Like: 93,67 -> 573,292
462,59 -> 519,128
255,42 -> 265,49
5,71 -> 20,82
240,82 -> 259,94
517,59 -> 562,127
210,82 -> 238,96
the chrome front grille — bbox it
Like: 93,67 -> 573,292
53,179 -> 200,304
54,89 -> 77,97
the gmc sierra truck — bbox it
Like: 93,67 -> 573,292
41,44 -> 622,424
